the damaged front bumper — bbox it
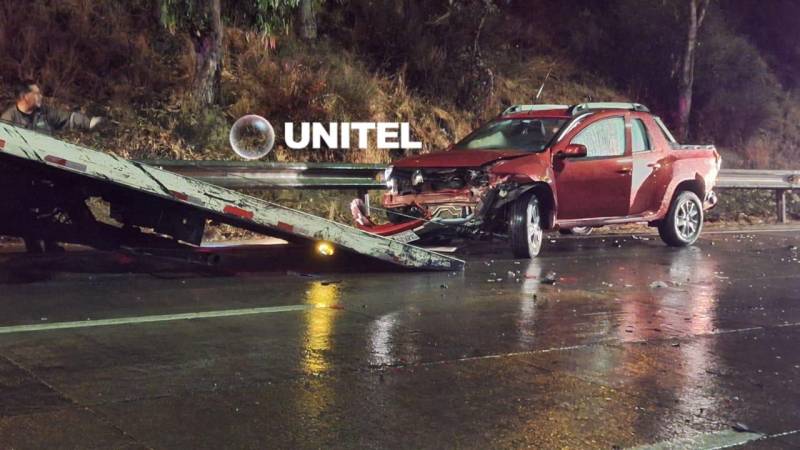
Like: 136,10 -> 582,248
351,176 -> 528,243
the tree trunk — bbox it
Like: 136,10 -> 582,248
297,0 -> 317,41
191,0 -> 223,107
152,0 -> 165,29
676,0 -> 710,142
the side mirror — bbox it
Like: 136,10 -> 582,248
558,143 -> 587,158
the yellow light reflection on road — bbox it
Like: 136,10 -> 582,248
302,281 -> 340,376
294,281 -> 342,425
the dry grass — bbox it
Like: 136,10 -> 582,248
2,3 -> 794,170
0,1 -> 634,166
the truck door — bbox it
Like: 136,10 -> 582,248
554,115 -> 632,220
629,115 -> 672,216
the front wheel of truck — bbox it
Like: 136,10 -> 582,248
658,191 -> 703,247
509,191 -> 544,258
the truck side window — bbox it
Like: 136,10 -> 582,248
632,119 -> 651,153
571,117 -> 625,157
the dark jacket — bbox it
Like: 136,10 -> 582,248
1,104 -> 92,133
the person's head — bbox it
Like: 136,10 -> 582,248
15,81 -> 43,111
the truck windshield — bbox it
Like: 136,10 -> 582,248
454,118 -> 568,152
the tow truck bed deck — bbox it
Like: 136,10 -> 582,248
0,123 -> 463,271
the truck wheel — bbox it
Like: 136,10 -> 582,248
558,226 -> 593,236
658,191 -> 703,247
509,191 -> 544,258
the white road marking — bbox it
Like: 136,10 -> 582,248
396,322 -> 800,369
702,227 -> 800,235
628,430 -> 763,450
631,428 -> 800,450
0,304 -> 318,335
765,428 -> 800,439
580,226 -> 800,239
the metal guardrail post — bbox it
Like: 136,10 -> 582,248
776,189 -> 787,224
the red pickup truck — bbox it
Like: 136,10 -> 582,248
351,103 -> 720,258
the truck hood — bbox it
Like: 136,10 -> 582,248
392,149 -> 529,169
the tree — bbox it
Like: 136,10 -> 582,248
297,0 -> 317,41
676,0 -> 711,141
159,0 -> 223,107
192,0 -> 223,107
159,0 -> 302,107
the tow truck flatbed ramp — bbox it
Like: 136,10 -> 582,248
0,123 -> 463,271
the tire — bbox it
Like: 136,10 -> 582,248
509,191 -> 544,258
558,226 -> 593,236
658,191 -> 703,247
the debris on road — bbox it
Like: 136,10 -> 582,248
542,271 -> 558,285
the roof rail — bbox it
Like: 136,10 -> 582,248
568,102 -> 650,115
501,104 -> 569,116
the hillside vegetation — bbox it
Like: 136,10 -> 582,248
0,0 -> 798,170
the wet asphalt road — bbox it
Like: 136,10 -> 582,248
0,227 -> 799,449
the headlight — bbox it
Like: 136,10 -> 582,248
412,170 -> 424,186
384,166 -> 395,189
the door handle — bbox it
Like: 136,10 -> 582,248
648,163 -> 662,170
616,167 -> 632,174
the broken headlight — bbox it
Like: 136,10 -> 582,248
384,166 -> 395,189
467,169 -> 490,187
386,177 -> 397,193
383,166 -> 393,182
412,169 -> 424,186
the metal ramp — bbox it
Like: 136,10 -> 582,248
0,123 -> 463,271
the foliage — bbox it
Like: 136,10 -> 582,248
319,0 -> 500,113
692,9 -> 782,147
1,0 -> 799,169
0,0 -> 178,104
161,0 -> 301,34
721,0 -> 800,89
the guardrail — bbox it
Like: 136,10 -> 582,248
142,160 -> 799,223
143,160 -> 384,190
715,169 -> 799,223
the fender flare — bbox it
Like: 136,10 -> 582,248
657,174 -> 707,218
504,179 -> 557,230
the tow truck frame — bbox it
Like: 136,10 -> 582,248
0,123 -> 463,271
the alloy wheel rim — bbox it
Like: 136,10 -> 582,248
675,199 -> 700,240
526,200 -> 543,253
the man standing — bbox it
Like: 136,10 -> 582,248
2,81 -> 103,132
1,81 -> 104,253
